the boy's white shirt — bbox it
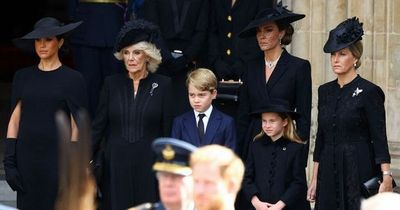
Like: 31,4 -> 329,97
193,105 -> 213,133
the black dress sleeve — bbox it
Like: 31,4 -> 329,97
10,70 -> 24,114
364,85 -> 391,164
91,77 -> 110,155
313,86 -> 324,162
236,70 -> 251,157
294,60 -> 312,167
66,72 -> 89,123
242,141 -> 259,201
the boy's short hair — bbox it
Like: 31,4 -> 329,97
186,68 -> 217,92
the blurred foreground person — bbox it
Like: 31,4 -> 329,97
361,192 -> 400,210
129,137 -> 197,210
190,145 -> 244,210
55,110 -> 96,210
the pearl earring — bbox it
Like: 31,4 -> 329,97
354,63 -> 357,67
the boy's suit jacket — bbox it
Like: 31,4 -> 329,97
171,107 -> 236,150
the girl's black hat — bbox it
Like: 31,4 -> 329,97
250,98 -> 300,120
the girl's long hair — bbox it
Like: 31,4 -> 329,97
254,112 -> 304,144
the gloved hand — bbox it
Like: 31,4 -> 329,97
3,138 -> 24,192
214,60 -> 232,80
232,61 -> 245,80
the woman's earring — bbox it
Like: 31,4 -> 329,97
354,63 -> 357,67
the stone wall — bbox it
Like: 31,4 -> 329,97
282,0 -> 400,180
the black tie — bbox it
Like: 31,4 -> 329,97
198,113 -> 206,143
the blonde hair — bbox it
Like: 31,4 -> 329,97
254,112 -> 304,144
348,40 -> 363,69
186,68 -> 217,92
114,41 -> 162,73
190,145 -> 244,194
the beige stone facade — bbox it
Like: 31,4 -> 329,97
283,0 -> 400,180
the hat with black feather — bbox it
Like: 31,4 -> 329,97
114,19 -> 160,53
239,1 -> 305,38
323,17 -> 364,53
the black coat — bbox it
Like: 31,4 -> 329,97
92,73 -> 173,210
237,49 -> 312,163
143,0 -> 209,68
68,0 -> 126,47
313,75 -> 391,210
243,136 -> 311,210
208,0 -> 273,80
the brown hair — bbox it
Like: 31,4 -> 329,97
254,112 -> 304,144
186,68 -> 217,92
348,40 -> 363,69
276,21 -> 294,45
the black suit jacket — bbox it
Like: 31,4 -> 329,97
208,0 -> 273,80
243,136 -> 311,210
143,0 -> 209,63
68,0 -> 126,47
237,49 -> 312,163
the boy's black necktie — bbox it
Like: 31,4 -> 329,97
198,113 -> 206,143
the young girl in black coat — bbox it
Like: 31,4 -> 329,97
243,99 -> 310,210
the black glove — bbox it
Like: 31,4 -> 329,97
172,55 -> 189,74
3,138 -> 24,192
214,60 -> 232,80
232,61 -> 245,80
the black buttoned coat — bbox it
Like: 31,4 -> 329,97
237,49 -> 312,163
143,0 -> 209,115
243,136 -> 311,210
313,75 -> 391,210
208,0 -> 273,80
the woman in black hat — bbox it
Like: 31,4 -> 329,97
237,2 -> 311,165
3,17 -> 88,209
307,17 -> 394,210
91,19 -> 173,210
242,99 -> 310,210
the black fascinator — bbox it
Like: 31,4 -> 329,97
114,19 -> 160,53
323,17 -> 364,53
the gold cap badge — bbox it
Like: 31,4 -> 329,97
162,145 -> 175,160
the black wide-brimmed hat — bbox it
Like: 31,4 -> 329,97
13,17 -> 82,52
239,2 -> 305,38
250,98 -> 300,120
152,137 -> 197,176
114,19 -> 160,53
323,17 -> 364,53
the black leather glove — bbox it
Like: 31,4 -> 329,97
3,138 -> 24,192
214,60 -> 232,80
172,55 -> 189,73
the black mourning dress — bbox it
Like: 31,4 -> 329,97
92,73 -> 173,210
314,75 -> 391,210
10,66 -> 88,209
